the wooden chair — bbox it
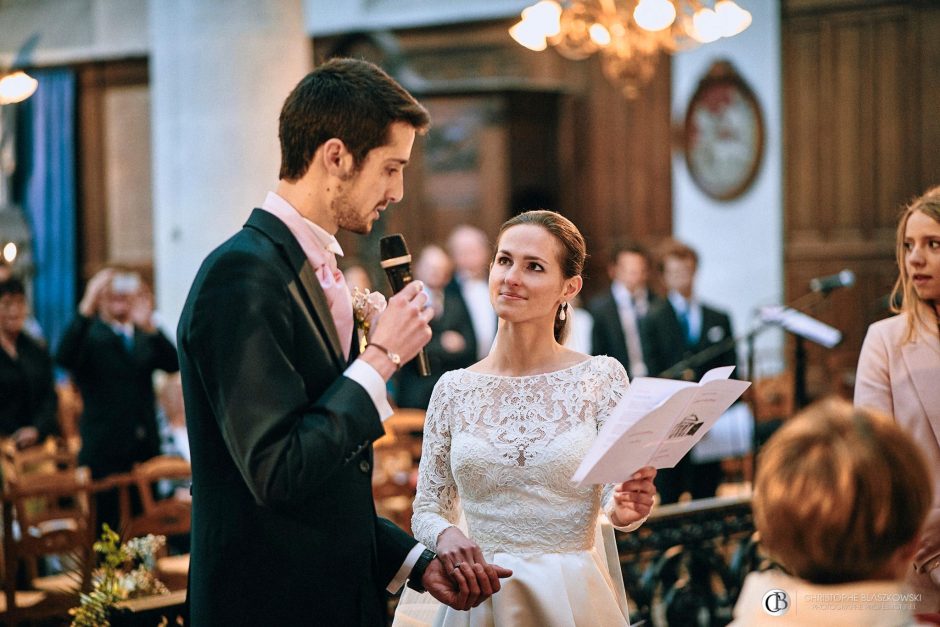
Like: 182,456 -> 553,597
373,443 -> 417,532
55,379 -> 83,456
373,408 -> 425,531
0,437 -> 76,481
123,456 -> 192,591
1,454 -> 94,624
381,408 -> 426,461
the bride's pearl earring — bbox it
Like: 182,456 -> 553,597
559,302 -> 568,321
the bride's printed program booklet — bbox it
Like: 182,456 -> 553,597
572,366 -> 751,486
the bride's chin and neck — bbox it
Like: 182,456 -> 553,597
487,309 -> 573,373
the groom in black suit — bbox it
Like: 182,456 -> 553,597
178,58 -> 508,626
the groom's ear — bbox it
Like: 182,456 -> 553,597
320,138 -> 355,179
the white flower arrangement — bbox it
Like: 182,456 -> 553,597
351,287 -> 387,353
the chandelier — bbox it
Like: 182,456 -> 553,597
509,0 -> 752,98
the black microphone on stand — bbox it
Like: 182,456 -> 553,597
380,234 -> 431,377
809,269 -> 856,293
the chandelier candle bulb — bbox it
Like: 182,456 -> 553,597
0,70 -> 38,105
528,0 -> 563,36
634,0 -> 677,32
715,0 -> 752,37
691,8 -> 722,42
588,23 -> 612,46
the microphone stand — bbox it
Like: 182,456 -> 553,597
654,287 -> 841,484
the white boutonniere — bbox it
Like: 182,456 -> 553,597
351,287 -> 387,353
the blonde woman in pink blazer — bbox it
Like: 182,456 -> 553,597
855,185 -> 940,612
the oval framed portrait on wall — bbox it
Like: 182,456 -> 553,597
684,60 -> 765,201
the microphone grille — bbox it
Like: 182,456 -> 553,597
380,234 -> 409,261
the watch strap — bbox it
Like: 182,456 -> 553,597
406,548 -> 437,593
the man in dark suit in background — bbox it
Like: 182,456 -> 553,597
57,268 -> 179,528
177,59 -> 508,627
589,242 -> 660,379
396,244 -> 476,410
446,225 -> 494,360
641,238 -> 737,504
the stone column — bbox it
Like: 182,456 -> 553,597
149,0 -> 311,329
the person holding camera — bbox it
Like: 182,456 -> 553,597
56,267 -> 179,530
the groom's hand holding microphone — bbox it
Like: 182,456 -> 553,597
362,234 -> 436,380
360,279 -> 433,381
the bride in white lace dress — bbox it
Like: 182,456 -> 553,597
401,211 -> 657,626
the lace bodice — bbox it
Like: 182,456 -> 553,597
412,355 -> 632,555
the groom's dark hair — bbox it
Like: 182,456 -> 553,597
496,210 -> 586,344
278,57 -> 430,181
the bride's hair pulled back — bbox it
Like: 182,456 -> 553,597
496,210 -> 586,344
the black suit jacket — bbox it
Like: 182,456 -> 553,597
177,209 -> 417,626
0,333 -> 59,439
641,298 -> 737,381
56,314 -> 178,476
396,287 -> 476,410
588,290 -> 661,379
445,278 -> 488,358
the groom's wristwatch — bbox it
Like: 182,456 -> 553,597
406,548 -> 437,593
368,342 -> 401,370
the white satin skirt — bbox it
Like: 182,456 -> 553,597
394,543 -> 630,627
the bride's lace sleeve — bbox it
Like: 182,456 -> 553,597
596,357 -> 647,533
411,373 -> 461,551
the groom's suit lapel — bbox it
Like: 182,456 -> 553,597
245,209 -> 347,373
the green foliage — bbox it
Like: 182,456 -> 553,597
69,524 -> 170,627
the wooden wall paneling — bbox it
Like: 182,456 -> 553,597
816,18 -> 836,238
76,59 -> 150,285
872,14 -> 906,231
831,17 -> 863,234
77,65 -> 108,282
567,54 -> 673,300
507,91 -> 560,216
783,26 -> 819,240
917,8 -> 940,186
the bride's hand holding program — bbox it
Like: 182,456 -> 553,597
610,466 -> 657,527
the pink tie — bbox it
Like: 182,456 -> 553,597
260,199 -> 353,360
317,251 -> 354,361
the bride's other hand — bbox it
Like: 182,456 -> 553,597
436,527 -> 512,606
610,466 -> 657,526
436,526 -> 485,575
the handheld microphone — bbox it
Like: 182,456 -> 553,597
379,234 -> 430,377
809,269 -> 856,293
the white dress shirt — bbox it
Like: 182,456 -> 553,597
459,276 -> 496,360
611,282 -> 648,377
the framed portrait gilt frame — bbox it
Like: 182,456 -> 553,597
684,60 -> 765,201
